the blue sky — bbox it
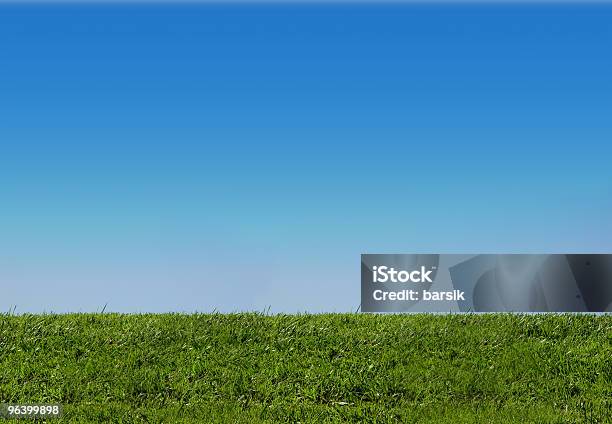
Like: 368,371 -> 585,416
1,3 -> 611,313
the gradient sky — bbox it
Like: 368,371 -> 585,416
1,3 -> 611,313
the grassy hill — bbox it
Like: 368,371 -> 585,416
0,313 -> 610,423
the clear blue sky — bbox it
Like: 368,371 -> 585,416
1,3 -> 611,313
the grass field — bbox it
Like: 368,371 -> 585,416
0,313 -> 610,423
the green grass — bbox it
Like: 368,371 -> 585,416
0,313 -> 610,423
